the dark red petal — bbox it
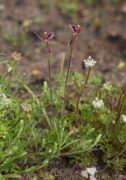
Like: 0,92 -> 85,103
34,32 -> 43,41
68,24 -> 76,33
47,32 -> 55,40
72,25 -> 77,32
76,25 -> 81,33
68,24 -> 81,34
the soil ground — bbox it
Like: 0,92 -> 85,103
0,0 -> 126,179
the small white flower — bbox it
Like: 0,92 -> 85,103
84,56 -> 96,68
92,97 -> 104,109
122,115 -> 126,123
81,167 -> 97,180
7,64 -> 12,72
87,167 -> 97,176
87,167 -> 97,180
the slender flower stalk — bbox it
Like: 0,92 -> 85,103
112,88 -> 126,145
73,56 -> 96,127
35,31 -> 54,102
116,89 -> 125,113
75,94 -> 80,128
63,24 -> 81,116
84,67 -> 91,88
115,89 -> 125,123
47,52 -> 53,102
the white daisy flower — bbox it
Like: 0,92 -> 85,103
92,97 -> 104,109
84,56 -> 96,68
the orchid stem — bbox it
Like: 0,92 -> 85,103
48,52 -> 53,102
62,45 -> 73,117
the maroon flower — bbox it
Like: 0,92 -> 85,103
68,24 -> 81,34
68,24 -> 81,46
35,32 -> 55,42
35,31 -> 55,53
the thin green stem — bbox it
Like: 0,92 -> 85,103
113,92 -> 125,147
21,81 -> 51,128
84,67 -> 91,88
47,52 -> 53,102
22,83 -> 40,106
75,94 -> 80,128
62,45 -> 74,117
73,67 -> 91,128
115,90 -> 125,124
116,90 -> 124,113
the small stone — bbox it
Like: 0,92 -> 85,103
81,170 -> 88,178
